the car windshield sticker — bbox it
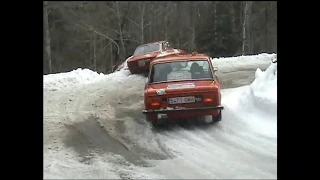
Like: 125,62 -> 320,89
156,89 -> 166,95
167,71 -> 191,81
167,83 -> 196,89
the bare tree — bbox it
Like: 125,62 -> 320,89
189,2 -> 197,51
43,1 -> 277,74
242,1 -> 253,55
228,2 -> 237,33
247,2 -> 253,54
105,1 -> 131,59
265,2 -> 269,52
213,1 -> 217,37
127,1 -> 149,44
44,1 -> 52,73
164,2 -> 170,41
92,31 -> 96,71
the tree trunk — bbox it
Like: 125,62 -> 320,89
176,2 -> 181,47
265,3 -> 269,52
93,31 -> 96,71
242,1 -> 252,55
242,2 -> 246,55
229,2 -> 237,33
43,1 -> 52,73
140,2 -> 146,44
247,1 -> 253,54
110,42 -> 113,72
213,1 -> 217,37
190,2 -> 195,51
115,1 -> 126,59
165,3 -> 168,40
191,26 -> 196,51
89,39 -> 92,66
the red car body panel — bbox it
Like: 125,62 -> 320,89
126,41 -> 185,74
142,54 -> 223,123
127,51 -> 160,74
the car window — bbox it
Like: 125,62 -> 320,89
149,60 -> 213,83
133,43 -> 160,56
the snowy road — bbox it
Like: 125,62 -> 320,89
44,53 -> 277,179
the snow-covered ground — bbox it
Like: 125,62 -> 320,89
44,53 -> 277,179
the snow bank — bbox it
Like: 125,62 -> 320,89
222,61 -> 277,138
43,68 -> 133,91
249,62 -> 277,113
45,53 -> 276,91
213,53 -> 277,73
44,68 -> 105,90
232,61 -> 277,115
115,53 -> 277,72
115,56 -> 132,71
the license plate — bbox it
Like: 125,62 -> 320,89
168,96 -> 195,104
138,60 -> 145,67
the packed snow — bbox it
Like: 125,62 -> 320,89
44,68 -> 133,91
44,68 -> 105,91
250,62 -> 277,114
44,53 -> 277,179
115,56 -> 132,71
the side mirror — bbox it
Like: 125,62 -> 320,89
213,66 -> 218,72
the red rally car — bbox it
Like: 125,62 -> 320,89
126,41 -> 185,74
142,53 -> 223,126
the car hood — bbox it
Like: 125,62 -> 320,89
146,80 -> 219,96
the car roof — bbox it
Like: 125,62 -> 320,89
152,40 -> 166,44
151,54 -> 211,65
137,41 -> 166,47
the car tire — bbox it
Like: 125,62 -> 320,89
146,115 -> 160,128
211,110 -> 222,123
151,120 -> 160,127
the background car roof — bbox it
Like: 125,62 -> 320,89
137,41 -> 166,47
151,54 -> 210,65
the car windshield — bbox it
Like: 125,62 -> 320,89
149,60 -> 214,83
133,43 -> 160,56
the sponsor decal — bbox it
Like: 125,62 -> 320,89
167,83 -> 196,89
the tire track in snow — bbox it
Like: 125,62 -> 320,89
57,75 -> 175,168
